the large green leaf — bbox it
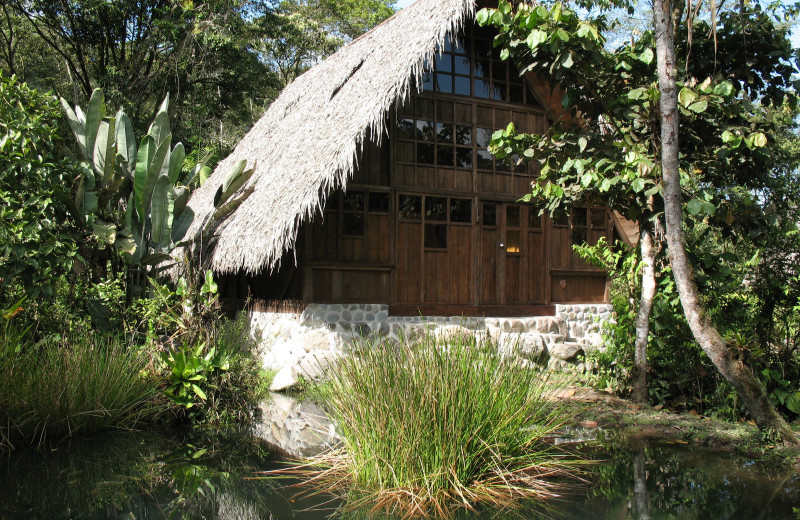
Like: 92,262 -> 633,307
150,174 -> 174,247
148,94 -> 171,146
172,207 -> 195,244
84,89 -> 105,164
93,119 -> 117,188
168,143 -> 185,185
59,98 -> 87,158
134,135 -> 156,218
115,110 -> 136,176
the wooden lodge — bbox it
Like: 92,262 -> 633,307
183,0 -> 631,317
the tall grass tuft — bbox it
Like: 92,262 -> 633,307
0,333 -> 164,448
315,332 -> 581,517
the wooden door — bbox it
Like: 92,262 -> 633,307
479,202 -> 547,304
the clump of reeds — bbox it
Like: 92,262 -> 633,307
0,333 -> 164,448
311,332 -> 581,517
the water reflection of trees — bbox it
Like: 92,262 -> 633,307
575,431 -> 800,519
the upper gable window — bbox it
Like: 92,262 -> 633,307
419,25 -> 541,108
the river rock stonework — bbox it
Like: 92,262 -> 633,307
248,303 -> 614,390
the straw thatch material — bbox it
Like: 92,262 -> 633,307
184,0 -> 476,274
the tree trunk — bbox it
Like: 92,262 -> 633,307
653,0 -> 797,444
632,223 -> 657,403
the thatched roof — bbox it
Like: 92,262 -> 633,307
184,0 -> 477,274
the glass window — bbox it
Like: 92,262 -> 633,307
492,61 -> 507,81
417,143 -> 434,164
435,53 -> 452,72
454,75 -> 471,96
482,203 -> 497,226
506,230 -> 521,253
529,210 -> 542,229
436,122 -> 453,143
424,224 -> 447,248
455,125 -> 472,145
456,147 -> 473,168
450,198 -> 472,223
573,208 -> 588,227
506,205 -> 520,227
437,146 -> 454,167
324,193 -> 340,213
435,73 -> 453,93
425,197 -> 447,221
476,128 -> 493,149
572,227 -> 588,246
343,191 -> 364,211
342,213 -> 364,236
509,84 -> 524,104
398,195 -> 421,220
396,118 -> 415,139
475,78 -> 492,99
369,192 -> 390,213
591,208 -> 606,228
454,56 -> 470,74
553,210 -> 569,226
416,120 -> 434,141
476,149 -> 494,170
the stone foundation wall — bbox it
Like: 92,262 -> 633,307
248,303 -> 614,390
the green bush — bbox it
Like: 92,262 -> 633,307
317,333 -> 578,515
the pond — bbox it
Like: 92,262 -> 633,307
1,395 -> 798,519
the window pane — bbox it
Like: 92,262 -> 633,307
492,61 -> 507,81
454,75 -> 471,95
342,213 -> 364,236
476,149 -> 493,170
553,210 -> 569,226
509,84 -> 524,103
455,125 -> 472,145
506,230 -> 521,253
425,196 -> 447,221
435,73 -> 453,93
491,81 -> 507,101
506,205 -> 520,227
435,53 -> 452,72
399,195 -> 421,220
474,57 -> 490,78
436,122 -> 453,143
443,35 -> 453,53
437,145 -> 454,166
343,191 -> 364,211
475,79 -> 491,98
496,157 -> 511,172
475,128 -> 493,148
453,35 -> 467,55
572,208 -> 588,227
482,203 -> 497,226
450,198 -> 472,223
395,118 -> 415,139
417,143 -> 434,164
416,120 -> 434,141
424,224 -> 447,248
421,71 -> 434,91
591,208 -> 606,228
572,227 -> 588,246
369,192 -> 390,213
454,56 -> 470,74
529,210 -> 542,229
456,147 -> 473,168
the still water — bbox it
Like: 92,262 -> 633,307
1,395 -> 798,519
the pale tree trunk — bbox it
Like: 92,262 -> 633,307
632,222 -> 657,403
653,0 -> 797,444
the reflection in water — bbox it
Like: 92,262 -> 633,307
0,412 -> 798,519
253,393 -> 340,457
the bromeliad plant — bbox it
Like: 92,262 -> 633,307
161,343 -> 230,409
